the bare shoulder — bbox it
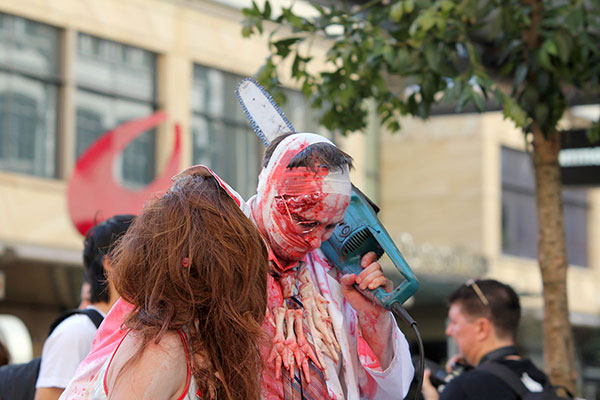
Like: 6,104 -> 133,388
106,330 -> 189,399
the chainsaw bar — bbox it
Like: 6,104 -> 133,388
235,77 -> 296,147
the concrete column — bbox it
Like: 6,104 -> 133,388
57,29 -> 77,179
155,49 -> 192,173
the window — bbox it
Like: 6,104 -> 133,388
0,13 -> 60,177
501,146 -> 588,266
75,34 -> 156,187
190,65 -> 322,199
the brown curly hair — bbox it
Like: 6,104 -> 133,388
110,173 -> 268,399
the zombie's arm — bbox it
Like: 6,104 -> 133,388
357,311 -> 414,399
340,252 -> 414,399
339,251 -> 395,368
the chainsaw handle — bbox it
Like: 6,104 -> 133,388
339,260 -> 398,310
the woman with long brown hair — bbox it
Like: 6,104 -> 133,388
84,169 -> 268,400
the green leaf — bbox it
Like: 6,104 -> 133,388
554,32 -> 572,63
292,52 -> 302,78
387,120 -> 401,132
513,63 -> 528,93
498,39 -> 522,65
241,23 -> 254,38
587,122 -> 600,143
420,15 -> 436,32
272,37 -> 301,58
312,3 -> 326,16
264,0 -> 271,19
536,70 -> 550,94
424,44 -> 440,72
390,2 -> 404,22
520,86 -> 539,114
404,0 -> 415,14
283,8 -> 304,30
534,103 -> 549,127
565,8 -> 584,34
473,93 -> 485,112
457,86 -> 472,112
538,49 -> 553,71
421,75 -> 435,102
440,0 -> 454,14
542,39 -> 558,56
503,97 -> 529,128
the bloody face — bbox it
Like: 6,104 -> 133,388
253,134 -> 351,268
268,185 -> 349,261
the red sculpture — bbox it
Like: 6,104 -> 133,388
67,112 -> 181,235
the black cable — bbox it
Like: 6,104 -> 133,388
391,302 -> 424,400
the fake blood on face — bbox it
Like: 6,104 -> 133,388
263,166 -> 349,265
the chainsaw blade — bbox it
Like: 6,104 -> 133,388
235,77 -> 296,147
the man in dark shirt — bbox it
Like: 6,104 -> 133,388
421,279 -> 551,400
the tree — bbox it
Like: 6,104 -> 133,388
242,0 -> 600,393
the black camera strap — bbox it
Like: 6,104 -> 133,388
478,345 -> 520,365
477,362 -> 530,397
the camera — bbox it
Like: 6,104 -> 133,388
422,358 -> 471,388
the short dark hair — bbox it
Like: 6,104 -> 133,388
449,279 -> 521,340
83,214 -> 135,304
262,133 -> 354,172
0,340 -> 10,366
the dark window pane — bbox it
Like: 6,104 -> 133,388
501,146 -> 535,190
501,147 -> 588,266
190,66 -> 261,199
0,14 -> 59,178
0,72 -> 57,177
501,190 -> 538,259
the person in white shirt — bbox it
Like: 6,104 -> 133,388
34,215 -> 134,400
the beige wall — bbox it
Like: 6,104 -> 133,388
380,114 -> 484,254
0,173 -> 81,249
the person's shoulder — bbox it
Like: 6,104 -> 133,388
106,330 -> 189,399
118,330 -> 185,364
146,330 -> 187,357
500,358 -> 550,385
44,313 -> 97,348
56,311 -> 98,330
440,368 -> 517,400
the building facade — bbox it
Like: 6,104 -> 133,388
0,0 -> 598,397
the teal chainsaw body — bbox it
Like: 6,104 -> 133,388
321,185 -> 419,310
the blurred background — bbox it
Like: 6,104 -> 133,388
0,0 -> 598,397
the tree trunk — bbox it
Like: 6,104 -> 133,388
531,125 -> 577,393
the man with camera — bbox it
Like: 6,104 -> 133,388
421,279 -> 560,400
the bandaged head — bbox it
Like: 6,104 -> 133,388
255,133 -> 352,267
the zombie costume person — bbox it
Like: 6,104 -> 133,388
250,133 -> 413,400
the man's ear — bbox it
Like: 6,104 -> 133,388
474,317 -> 493,341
